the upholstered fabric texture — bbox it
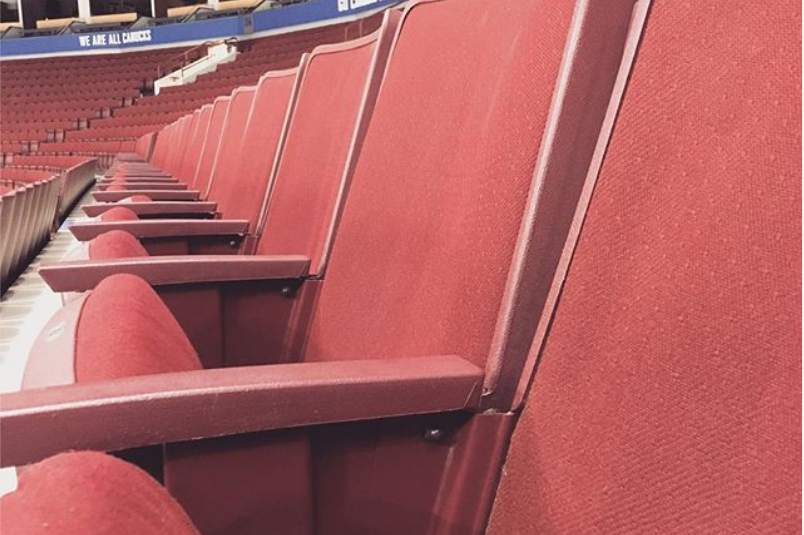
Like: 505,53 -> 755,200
88,230 -> 149,260
176,108 -> 212,183
216,71 -> 298,232
190,98 -> 230,193
304,0 -> 576,367
0,451 -> 201,535
257,39 -> 375,274
75,274 -> 202,382
98,206 -> 139,222
204,87 -> 257,216
487,0 -> 802,533
168,112 -> 199,181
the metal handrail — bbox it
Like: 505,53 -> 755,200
155,37 -> 239,79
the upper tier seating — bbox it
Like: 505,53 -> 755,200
0,16 -> 383,168
59,21 -> 396,267
1,48 -> 184,161
39,17 -> 384,160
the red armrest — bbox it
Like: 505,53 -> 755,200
100,175 -> 176,182
69,219 -> 249,241
96,182 -> 189,191
40,255 -> 311,291
83,201 -> 216,218
1,356 -> 483,467
93,190 -> 201,202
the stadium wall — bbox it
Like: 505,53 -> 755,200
0,0 -> 399,60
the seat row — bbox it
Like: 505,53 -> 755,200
1,156 -> 97,222
0,154 -> 96,291
3,0 -> 637,530
2,0 -> 800,533
0,131 -> 49,143
1,48 -> 180,83
91,114 -> 187,128
0,48 -> 180,169
64,125 -> 161,142
0,176 -> 61,291
1,118 -> 80,131
2,90 -> 141,107
37,140 -> 138,154
0,18 -> 382,170
1,96 -> 127,110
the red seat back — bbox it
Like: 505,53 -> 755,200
487,0 -> 802,532
302,0 -> 577,368
163,114 -> 194,178
211,67 -> 303,233
150,120 -> 178,170
255,12 -> 399,275
173,106 -> 206,183
190,96 -> 231,194
205,86 -> 257,207
176,105 -> 213,184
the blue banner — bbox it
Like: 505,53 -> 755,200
0,0 -> 397,59
251,0 -> 397,32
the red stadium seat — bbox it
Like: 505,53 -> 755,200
16,0 -> 619,490
193,86 -> 258,201
7,0 -> 631,528
252,28 -> 396,274
1,176 -> 62,290
2,0 -> 798,534
486,0 -> 802,531
61,13 -> 398,262
88,230 -> 149,260
35,0 -> 594,369
80,97 -> 231,219
97,103 -> 226,202
66,69 -> 300,252
1,451 -> 201,535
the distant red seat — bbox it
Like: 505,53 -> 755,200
487,0 -> 802,532
12,0 -> 794,534
81,98 -> 232,218
66,14 -> 398,265
1,176 -> 62,292
8,0 -> 603,530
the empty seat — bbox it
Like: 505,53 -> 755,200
1,176 -> 62,292
106,109 -> 206,185
64,14 -> 398,263
0,451 -> 201,535
23,274 -> 201,388
81,97 -> 231,219
4,0 -> 721,533
87,230 -> 149,260
99,100 -> 230,203
253,28 -> 395,274
65,68 -> 301,253
486,0 -> 802,532
38,0 -> 595,372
